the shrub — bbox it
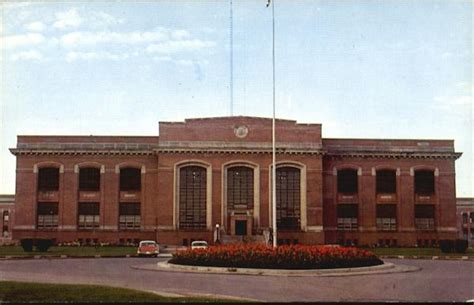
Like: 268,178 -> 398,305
35,239 -> 53,252
439,240 -> 455,253
455,239 -> 468,253
169,244 -> 383,269
20,239 -> 34,252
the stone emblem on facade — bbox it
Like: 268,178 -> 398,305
234,125 -> 249,138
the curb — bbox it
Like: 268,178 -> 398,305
130,261 -> 420,277
379,255 -> 474,261
0,253 -> 172,260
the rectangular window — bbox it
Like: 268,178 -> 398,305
3,211 -> 9,222
78,202 -> 100,229
37,202 -> 59,229
337,169 -> 358,194
227,167 -> 254,209
462,213 -> 468,224
337,204 -> 358,231
119,202 -> 140,230
120,168 -> 141,191
376,204 -> 397,231
415,204 -> 435,230
415,171 -> 435,195
79,168 -> 100,191
38,168 -> 59,191
376,170 -> 396,193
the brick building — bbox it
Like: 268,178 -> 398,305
0,194 -> 15,245
456,197 -> 474,246
10,116 -> 462,246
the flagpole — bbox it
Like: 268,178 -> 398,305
230,0 -> 234,116
270,0 -> 277,248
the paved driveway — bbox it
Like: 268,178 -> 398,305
1,258 -> 473,302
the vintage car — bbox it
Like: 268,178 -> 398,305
191,240 -> 208,250
137,240 -> 159,257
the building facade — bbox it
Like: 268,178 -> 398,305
0,194 -> 15,245
456,197 -> 474,246
10,117 -> 462,246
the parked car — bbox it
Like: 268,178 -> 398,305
137,240 -> 159,257
191,240 -> 208,250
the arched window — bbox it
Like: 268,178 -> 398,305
79,167 -> 100,191
120,168 -> 141,191
415,170 -> 435,195
337,169 -> 358,194
38,167 -> 59,191
179,166 -> 207,229
376,170 -> 396,194
276,167 -> 300,231
227,166 -> 254,209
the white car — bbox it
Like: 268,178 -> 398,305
191,240 -> 208,250
137,240 -> 159,257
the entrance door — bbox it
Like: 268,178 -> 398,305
235,220 -> 247,236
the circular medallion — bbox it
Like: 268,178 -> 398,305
234,125 -> 249,138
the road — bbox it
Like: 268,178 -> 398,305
1,258 -> 473,302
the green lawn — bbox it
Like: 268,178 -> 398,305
0,245 -> 137,257
369,247 -> 474,257
0,281 -> 245,303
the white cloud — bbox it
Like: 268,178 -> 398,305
433,83 -> 473,111
90,11 -> 125,27
2,2 -> 38,9
24,21 -> 46,32
2,33 -> 45,49
175,59 -> 194,66
59,30 -> 168,47
65,51 -> 129,62
146,39 -> 216,53
171,30 -> 190,40
152,56 -> 173,62
10,50 -> 43,61
53,8 -> 82,29
434,95 -> 472,107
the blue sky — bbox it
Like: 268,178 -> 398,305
1,0 -> 472,196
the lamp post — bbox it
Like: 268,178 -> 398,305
215,223 -> 221,244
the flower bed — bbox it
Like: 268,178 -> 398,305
169,244 -> 383,269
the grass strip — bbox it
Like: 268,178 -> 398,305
0,281 -> 246,303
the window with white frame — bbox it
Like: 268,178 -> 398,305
78,202 -> 100,229
376,204 -> 397,231
337,204 -> 358,231
37,202 -> 59,229
119,202 -> 141,230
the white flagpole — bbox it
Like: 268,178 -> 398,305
270,0 -> 277,248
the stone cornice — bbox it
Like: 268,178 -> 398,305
10,147 -> 462,160
154,148 -> 325,155
9,148 -> 155,156
326,151 -> 462,160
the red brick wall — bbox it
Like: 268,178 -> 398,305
10,117 -> 460,246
